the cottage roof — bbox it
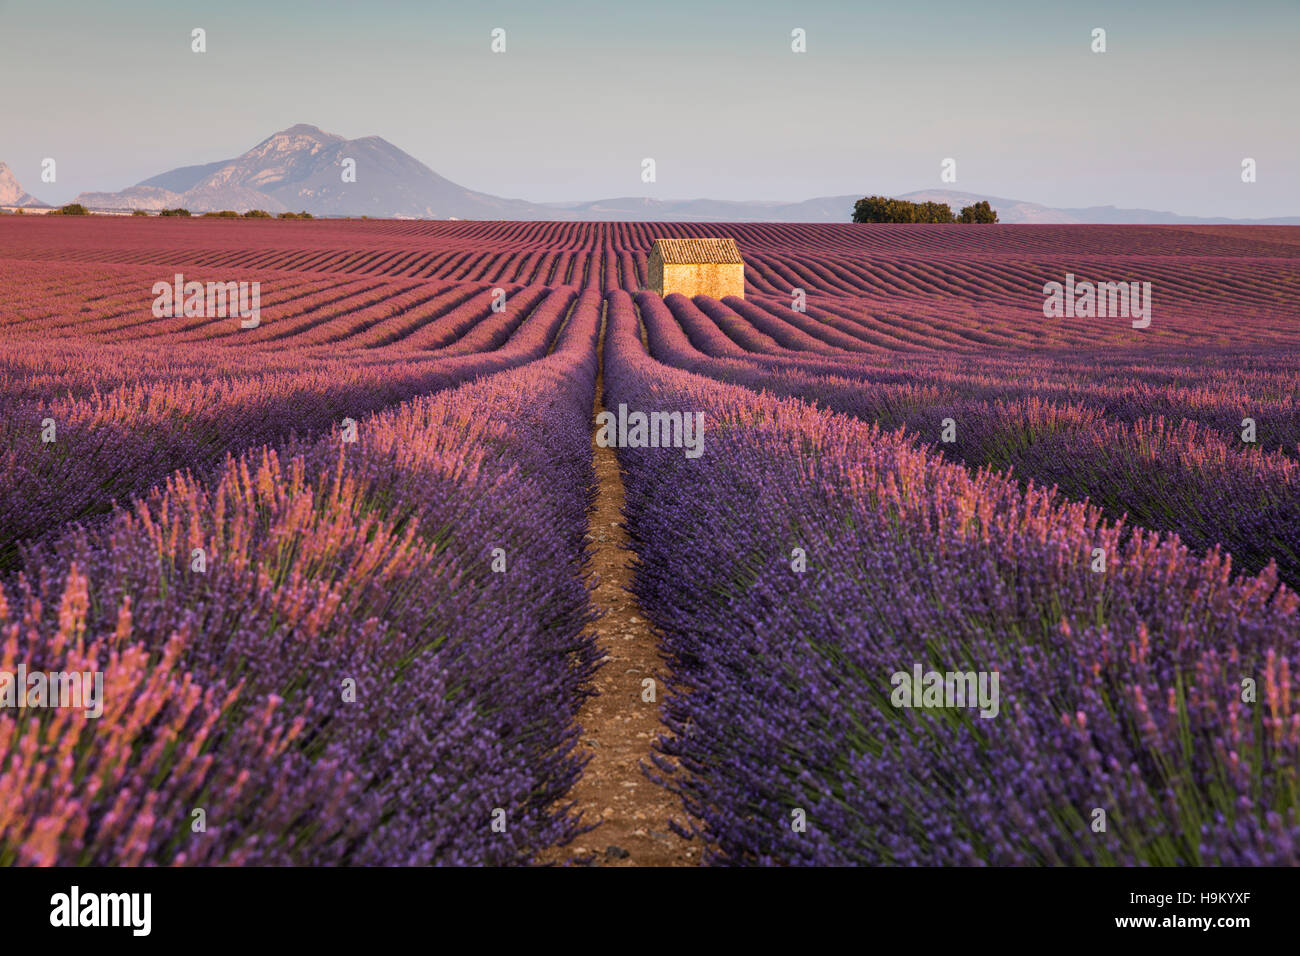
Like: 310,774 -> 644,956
651,237 -> 743,265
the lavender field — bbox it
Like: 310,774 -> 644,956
0,218 -> 1297,866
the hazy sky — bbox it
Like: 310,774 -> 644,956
2,0 -> 1296,216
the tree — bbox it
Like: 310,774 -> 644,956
916,201 -> 956,224
958,200 -> 999,224
852,196 -> 896,223
852,196 -> 954,224
159,208 -> 191,217
51,203 -> 90,216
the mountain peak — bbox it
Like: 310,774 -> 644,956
0,162 -> 45,207
264,123 -> 343,144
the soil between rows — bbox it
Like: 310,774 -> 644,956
536,318 -> 695,867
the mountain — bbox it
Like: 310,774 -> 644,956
0,163 -> 47,207
138,159 -> 234,194
76,124 -> 553,218
64,126 -> 1300,223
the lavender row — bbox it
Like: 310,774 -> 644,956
1,289 -> 604,865
638,293 -> 1300,588
0,289 -> 576,569
603,289 -> 1300,866
655,292 -> 1300,454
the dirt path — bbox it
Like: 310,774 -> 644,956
538,315 -> 696,867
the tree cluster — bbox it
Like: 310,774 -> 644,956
852,196 -> 998,224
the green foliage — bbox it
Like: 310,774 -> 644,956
916,201 -> 956,223
853,196 -> 1000,224
852,196 -> 954,224
158,208 -> 192,217
130,209 -> 151,217
243,209 -> 272,218
201,210 -> 241,218
51,203 -> 90,216
958,201 -> 999,224
277,211 -> 315,220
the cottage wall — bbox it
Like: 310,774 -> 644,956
661,263 -> 744,299
648,253 -> 663,296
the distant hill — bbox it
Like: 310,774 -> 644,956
0,162 -> 47,208
897,189 -> 1300,226
536,195 -> 865,222
51,126 -> 1300,223
74,185 -> 185,211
